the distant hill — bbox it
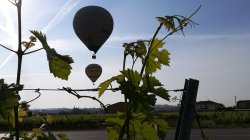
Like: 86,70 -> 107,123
30,104 -> 177,115
154,104 -> 178,112
31,108 -> 105,115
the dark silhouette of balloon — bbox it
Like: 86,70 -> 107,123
73,6 -> 113,58
85,63 -> 102,84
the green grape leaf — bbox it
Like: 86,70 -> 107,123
131,119 -> 158,140
107,127 -> 119,140
4,98 -> 19,108
105,117 -> 124,140
18,106 -> 27,122
98,75 -> 123,97
120,69 -> 141,86
142,76 -> 162,90
153,87 -> 170,101
22,41 -> 35,49
22,36 -> 37,50
135,40 -> 147,58
158,49 -> 170,65
142,94 -> 157,106
30,30 -> 74,80
0,79 -> 22,127
156,16 -> 177,32
153,119 -> 168,139
9,109 -> 15,127
145,38 -> 170,74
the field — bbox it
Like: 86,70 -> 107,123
162,111 -> 250,128
1,111 -> 250,131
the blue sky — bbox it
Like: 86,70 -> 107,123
0,0 -> 250,109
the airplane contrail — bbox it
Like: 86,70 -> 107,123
0,0 -> 80,69
0,53 -> 15,68
0,1 -> 17,69
42,0 -> 80,33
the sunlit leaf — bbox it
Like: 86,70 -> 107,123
30,30 -> 74,80
158,49 -> 170,66
145,38 -> 170,74
98,75 -> 123,97
121,69 -> 141,86
18,106 -> 27,122
136,40 -> 147,58
156,16 -> 176,32
22,41 -> 35,49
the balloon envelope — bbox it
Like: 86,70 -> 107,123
73,6 -> 113,54
85,63 -> 102,83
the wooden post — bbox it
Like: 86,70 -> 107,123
174,79 -> 188,140
178,79 -> 199,140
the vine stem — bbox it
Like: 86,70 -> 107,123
122,52 -> 128,114
0,44 -> 16,53
14,0 -> 23,139
158,6 -> 201,48
122,52 -> 130,139
23,48 -> 43,55
139,23 -> 163,76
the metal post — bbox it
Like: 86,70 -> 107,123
178,79 -> 199,140
174,79 -> 188,140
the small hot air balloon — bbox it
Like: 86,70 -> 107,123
85,63 -> 102,85
73,6 -> 114,59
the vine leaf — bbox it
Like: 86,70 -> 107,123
145,38 -> 170,74
18,106 -> 27,122
30,30 -> 74,80
153,119 -> 168,139
22,36 -> 37,50
98,75 -> 123,97
105,117 -> 124,140
153,87 -> 170,101
0,79 -> 22,127
120,69 -> 141,87
131,119 -> 158,140
142,76 -> 162,89
135,40 -> 147,58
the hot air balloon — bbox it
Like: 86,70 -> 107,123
85,63 -> 102,85
73,6 -> 114,59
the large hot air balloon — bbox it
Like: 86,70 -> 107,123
85,63 -> 102,85
73,6 -> 114,59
